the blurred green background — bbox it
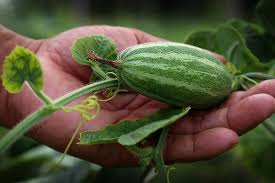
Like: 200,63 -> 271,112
0,0 -> 274,182
0,0 -> 259,41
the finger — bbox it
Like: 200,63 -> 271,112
171,93 -> 275,135
131,28 -> 163,44
226,93 -> 275,134
242,79 -> 275,98
102,94 -> 151,111
219,91 -> 244,108
165,127 -> 238,162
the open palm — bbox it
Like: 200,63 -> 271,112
0,25 -> 275,166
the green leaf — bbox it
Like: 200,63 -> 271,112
215,25 -> 271,73
185,30 -> 216,52
79,107 -> 190,145
256,0 -> 275,36
2,46 -> 43,93
185,21 -> 275,73
227,19 -> 264,37
227,19 -> 275,63
118,107 -> 190,146
246,34 -> 275,63
71,35 -> 118,81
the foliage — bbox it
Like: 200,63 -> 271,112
118,108 -> 190,146
185,21 -> 275,73
80,108 -> 189,145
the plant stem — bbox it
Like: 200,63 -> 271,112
90,62 -> 109,80
241,75 -> 258,85
243,72 -> 275,80
126,145 -> 153,158
28,83 -> 53,105
0,106 -> 57,153
126,145 -> 153,167
239,77 -> 249,90
140,166 -> 155,183
87,51 -> 121,68
0,79 -> 118,153
54,79 -> 118,106
153,127 -> 169,183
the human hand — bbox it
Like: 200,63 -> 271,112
0,25 -> 274,166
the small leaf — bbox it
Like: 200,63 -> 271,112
118,107 -> 190,146
256,0 -> 275,36
2,46 -> 43,93
71,35 -> 118,81
79,107 -> 190,145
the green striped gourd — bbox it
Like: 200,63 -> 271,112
117,42 -> 233,109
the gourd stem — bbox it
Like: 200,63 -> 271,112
0,79 -> 118,153
87,51 -> 121,68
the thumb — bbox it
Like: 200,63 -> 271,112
0,25 -> 41,63
131,28 -> 164,43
